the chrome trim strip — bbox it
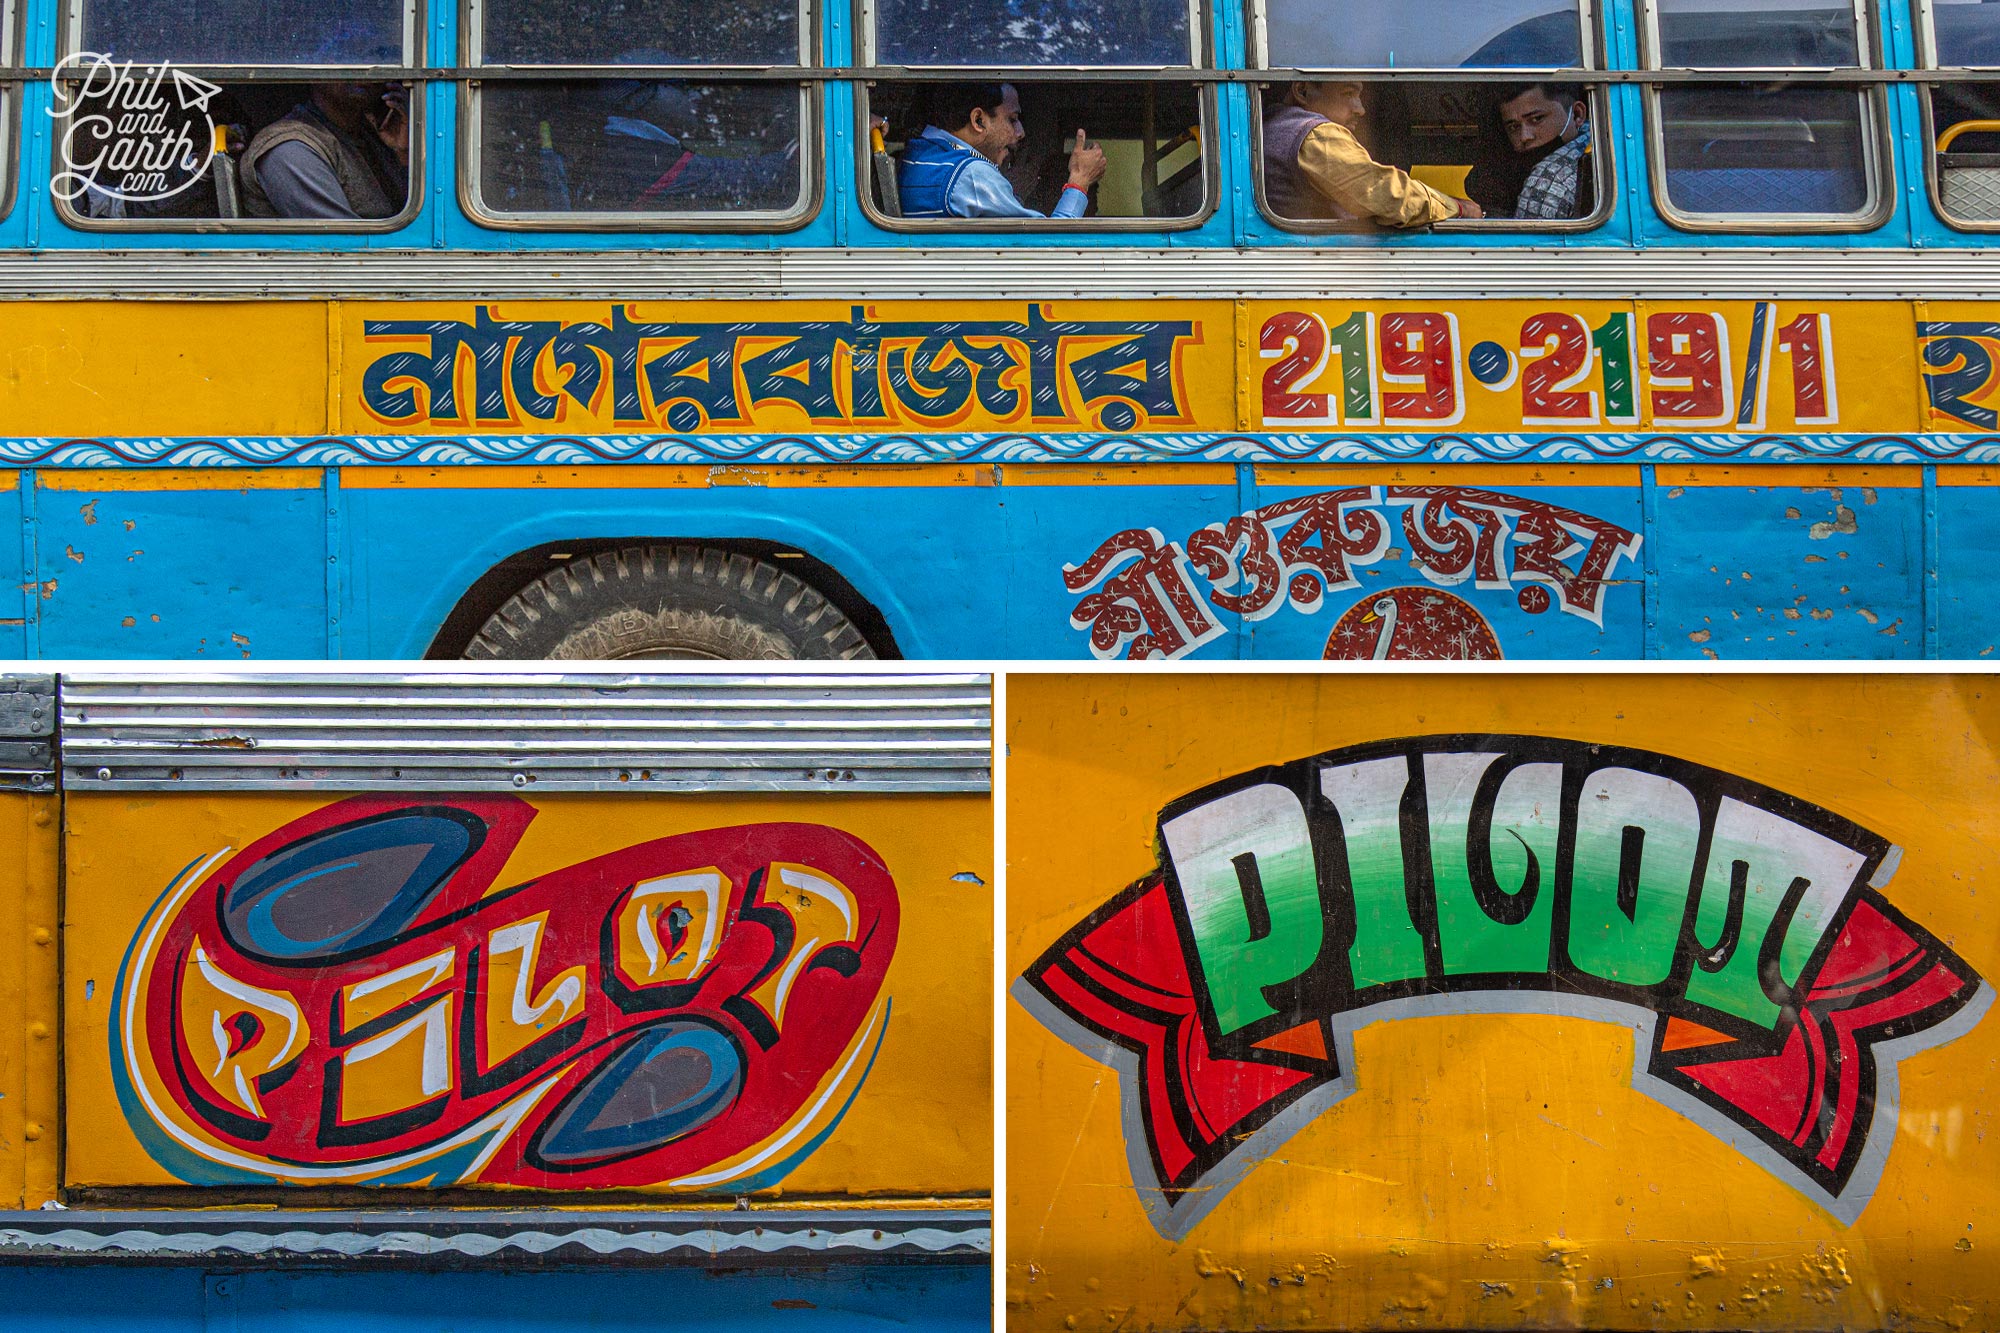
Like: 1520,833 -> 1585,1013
59,672 -> 992,793
0,676 -> 54,793
0,247 -> 1996,299
0,1209 -> 992,1266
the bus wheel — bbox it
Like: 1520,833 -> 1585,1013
463,545 -> 878,661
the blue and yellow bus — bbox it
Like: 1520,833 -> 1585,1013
0,0 -> 1996,660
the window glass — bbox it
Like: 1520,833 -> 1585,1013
479,80 -> 803,214
1931,84 -> 2000,221
66,80 -> 413,223
1652,0 -> 1860,67
1259,81 -> 1599,225
1262,0 -> 1581,71
868,80 -> 1205,221
1657,84 -> 1869,213
1932,0 -> 2000,66
79,0 -> 405,64
480,0 -> 798,67
873,0 -> 1191,66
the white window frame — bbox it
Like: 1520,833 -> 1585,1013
55,0 -> 424,232
861,0 -> 1204,70
461,0 -> 819,230
1637,0 -> 1890,231
1247,0 -> 1595,75
1919,0 -> 2000,230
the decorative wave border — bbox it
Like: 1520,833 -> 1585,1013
2,432 -> 1997,468
0,1211 -> 992,1265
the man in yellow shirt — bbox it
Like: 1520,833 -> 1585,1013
1264,81 -> 1482,226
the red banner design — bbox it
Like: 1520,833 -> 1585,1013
117,796 -> 897,1190
1015,738 -> 1987,1238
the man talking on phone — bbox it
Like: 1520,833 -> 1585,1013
897,82 -> 1106,219
242,83 -> 411,220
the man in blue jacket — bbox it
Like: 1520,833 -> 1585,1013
897,82 -> 1107,219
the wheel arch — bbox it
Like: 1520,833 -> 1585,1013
423,537 -> 907,660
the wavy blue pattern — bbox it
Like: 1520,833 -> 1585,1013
2,432 -> 1997,468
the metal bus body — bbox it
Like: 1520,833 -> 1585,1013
0,670 -> 992,1330
1007,672 -> 2000,1331
0,0 -> 1994,660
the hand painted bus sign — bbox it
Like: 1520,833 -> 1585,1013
1918,320 -> 2000,430
1064,486 -> 1640,659
1260,305 -> 1835,431
360,304 -> 1198,433
1015,737 -> 1990,1239
346,299 -> 1999,439
114,797 -> 896,1190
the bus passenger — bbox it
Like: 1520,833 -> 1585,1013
1496,83 -> 1593,220
242,85 -> 410,220
897,82 -> 1108,219
1264,82 -> 1481,226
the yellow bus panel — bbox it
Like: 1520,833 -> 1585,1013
65,789 -> 992,1198
1009,673 -> 1998,1331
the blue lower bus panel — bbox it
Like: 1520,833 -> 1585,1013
0,1263 -> 989,1333
3,469 -> 1971,661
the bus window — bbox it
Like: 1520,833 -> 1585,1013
61,0 -> 416,228
862,0 -> 1206,228
866,81 -> 1206,225
1641,0 -> 1884,228
874,0 -> 1189,65
476,81 -> 806,218
1257,80 -> 1604,228
1249,0 -> 1601,231
1258,0 -> 1582,71
1924,0 -> 2000,227
0,0 -> 16,225
1652,0 -> 1862,66
468,0 -> 812,226
79,0 -> 406,66
480,0 -> 796,65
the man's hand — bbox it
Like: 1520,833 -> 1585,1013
1067,129 -> 1107,190
370,89 -> 411,167
1453,196 -> 1483,219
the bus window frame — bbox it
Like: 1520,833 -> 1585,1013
1247,80 -> 1616,235
1242,0 -> 1607,235
0,0 -> 21,226
1245,0 -> 1596,77
52,0 -> 425,233
854,0 -> 1213,231
1915,0 -> 2000,232
63,0 -> 422,74
460,0 -> 819,231
1640,0 -> 1872,70
857,0 -> 1206,69
1635,0 -> 1891,233
853,80 -> 1218,233
459,81 -> 821,232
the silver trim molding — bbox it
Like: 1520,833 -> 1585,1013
0,1208 -> 992,1267
4,246 -> 2000,300
59,672 -> 992,793
0,675 -> 54,793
